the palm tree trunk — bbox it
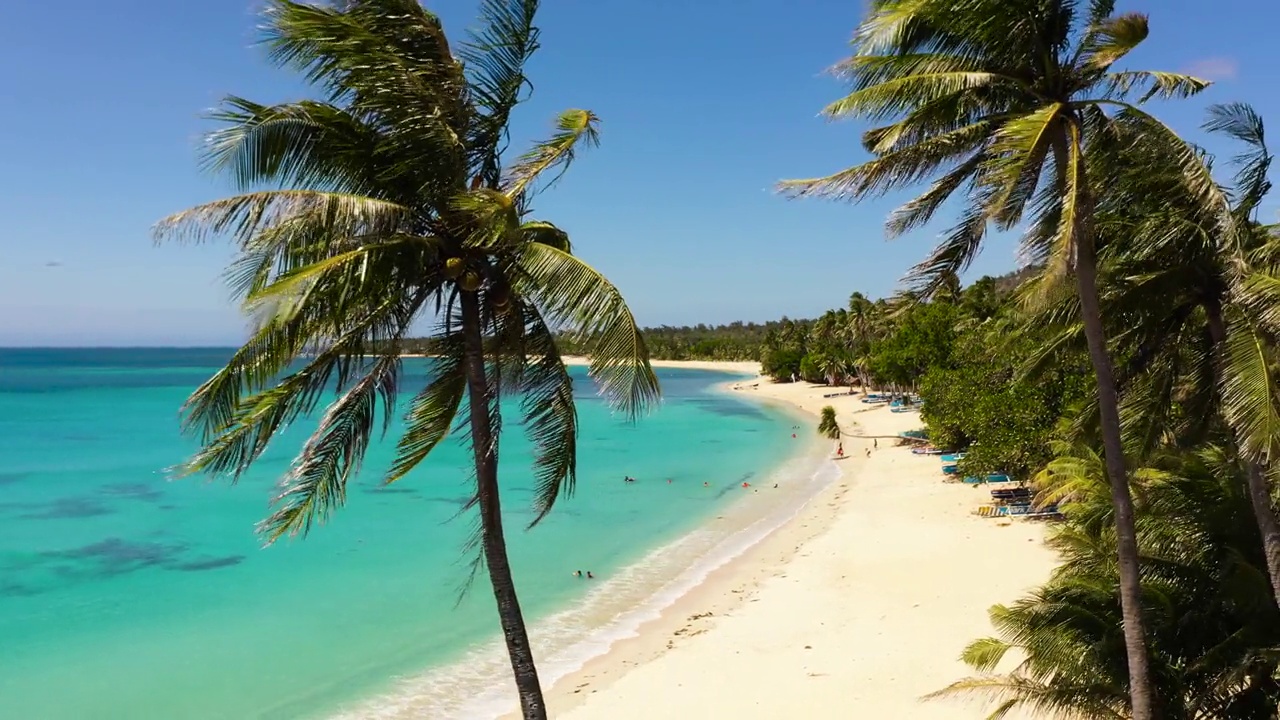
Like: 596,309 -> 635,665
1205,301 -> 1280,609
1075,229 -> 1155,720
1054,127 -> 1154,718
459,289 -> 547,720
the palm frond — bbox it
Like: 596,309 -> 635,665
1205,103 -> 1272,220
778,120 -> 993,201
851,0 -> 937,57
961,636 -> 1014,673
461,0 -> 541,186
1237,271 -> 1280,333
240,237 -> 419,316
979,103 -> 1061,228
1099,71 -> 1210,103
512,243 -> 659,418
516,305 -> 578,526
260,353 -> 402,542
926,674 -> 1126,719
519,220 -> 572,252
903,203 -> 987,297
452,188 -> 520,249
385,333 -> 467,485
1219,309 -> 1280,463
885,153 -> 984,237
823,72 -> 1013,123
152,190 -> 408,248
178,279 -> 427,481
263,0 -> 465,115
503,108 -> 600,200
203,97 -> 383,193
1110,104 -> 1236,250
1077,13 -> 1148,71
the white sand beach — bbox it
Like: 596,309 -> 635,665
532,361 -> 1058,719
561,356 -> 761,375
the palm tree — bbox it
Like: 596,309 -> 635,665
847,292 -> 877,389
1024,103 -> 1280,610
817,352 -> 847,386
153,3 -> 658,718
780,3 -> 1222,713
931,445 -> 1280,719
819,405 -> 842,439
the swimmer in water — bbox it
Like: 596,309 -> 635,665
573,570 -> 582,578
587,571 -> 594,579
704,481 -> 710,487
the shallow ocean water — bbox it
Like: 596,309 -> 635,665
0,349 -> 803,719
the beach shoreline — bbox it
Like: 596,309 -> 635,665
519,359 -> 1058,720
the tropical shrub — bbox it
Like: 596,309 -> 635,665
818,406 -> 840,439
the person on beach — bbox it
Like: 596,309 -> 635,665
874,438 -> 878,450
837,442 -> 844,457
865,447 -> 872,458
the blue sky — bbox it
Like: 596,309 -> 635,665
1,0 -> 1275,346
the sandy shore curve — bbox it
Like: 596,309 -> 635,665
516,360 -> 1056,720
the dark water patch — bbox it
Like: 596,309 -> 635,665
45,538 -> 188,579
0,580 -> 39,597
361,486 -> 418,495
157,504 -> 179,511
20,497 -> 114,519
100,482 -> 164,503
0,472 -> 28,486
61,433 -> 100,443
171,555 -> 245,572
687,397 -> 770,420
423,495 -> 473,508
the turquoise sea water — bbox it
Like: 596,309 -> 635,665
0,349 -> 806,719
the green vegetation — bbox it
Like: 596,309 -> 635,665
783,1 -> 1219,708
547,320 -> 785,362
156,2 -> 656,718
921,321 -> 1090,482
159,1 -> 1280,717
933,446 -> 1280,718
818,406 -> 841,439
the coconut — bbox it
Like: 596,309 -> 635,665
459,271 -> 482,292
444,257 -> 465,279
